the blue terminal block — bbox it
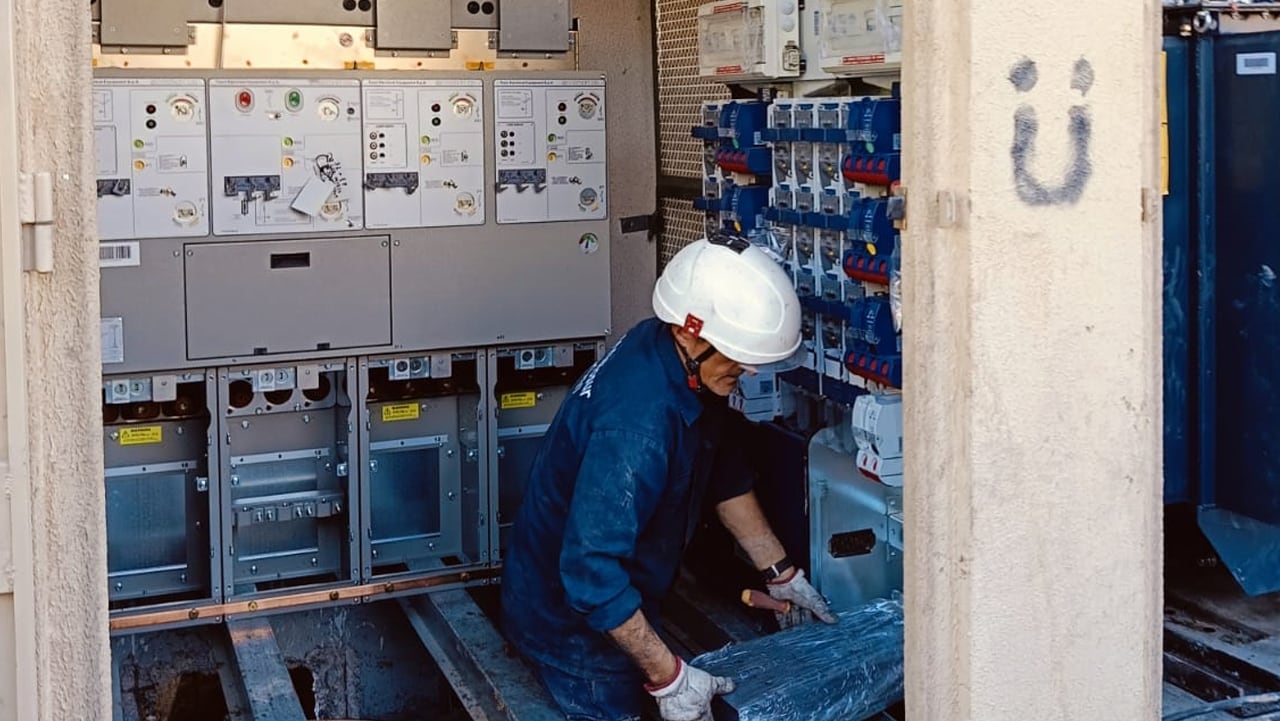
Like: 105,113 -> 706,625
848,296 -> 897,349
719,101 -> 770,147
721,184 -> 771,234
847,196 -> 896,249
766,207 -> 806,227
847,96 -> 902,155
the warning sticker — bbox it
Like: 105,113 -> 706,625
119,426 -> 162,446
382,403 -> 421,423
500,391 -> 537,410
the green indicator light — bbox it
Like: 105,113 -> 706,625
133,139 -> 144,149
547,134 -> 556,142
421,135 -> 430,145
283,137 -> 294,147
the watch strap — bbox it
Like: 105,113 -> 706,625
761,557 -> 794,583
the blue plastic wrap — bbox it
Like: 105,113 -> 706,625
692,596 -> 905,721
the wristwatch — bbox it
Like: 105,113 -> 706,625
760,557 -> 794,583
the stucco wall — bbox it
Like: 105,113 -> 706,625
10,0 -> 112,718
900,1 -> 1164,719
576,0 -> 660,337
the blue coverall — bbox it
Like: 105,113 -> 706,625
499,317 -> 754,720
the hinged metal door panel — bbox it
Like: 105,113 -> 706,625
184,236 -> 392,359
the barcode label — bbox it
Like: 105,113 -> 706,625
99,242 -> 140,268
1237,52 -> 1276,76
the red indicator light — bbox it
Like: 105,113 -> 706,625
236,90 -> 253,110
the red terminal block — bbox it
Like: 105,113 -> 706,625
843,250 -> 892,285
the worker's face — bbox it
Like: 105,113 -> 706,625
699,351 -> 750,396
673,328 -> 752,396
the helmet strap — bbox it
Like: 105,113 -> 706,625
674,339 -> 717,393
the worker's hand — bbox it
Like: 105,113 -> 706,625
767,568 -> 838,629
646,656 -> 735,721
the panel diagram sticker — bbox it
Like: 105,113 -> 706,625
101,317 -> 125,364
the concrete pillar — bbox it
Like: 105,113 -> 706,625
900,1 -> 1164,720
0,0 -> 111,718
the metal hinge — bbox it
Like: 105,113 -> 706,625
18,172 -> 53,273
888,185 -> 907,231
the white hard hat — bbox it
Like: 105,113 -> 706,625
652,234 -> 802,369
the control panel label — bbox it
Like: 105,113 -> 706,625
381,403 -> 421,422
119,426 -> 162,446
92,79 -> 211,241
500,391 -> 538,410
361,80 -> 486,230
493,79 -> 607,225
208,79 -> 364,236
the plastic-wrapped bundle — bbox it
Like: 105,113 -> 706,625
692,595 -> 905,721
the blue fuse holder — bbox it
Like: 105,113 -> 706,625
720,101 -> 769,146
848,296 -> 897,349
847,97 -> 902,155
847,197 -> 895,248
721,185 -> 770,233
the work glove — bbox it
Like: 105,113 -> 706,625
767,568 -> 838,629
646,656 -> 735,721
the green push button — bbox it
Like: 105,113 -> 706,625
286,90 -> 302,110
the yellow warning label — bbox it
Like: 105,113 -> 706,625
119,426 -> 162,446
500,391 -> 537,410
382,403 -> 421,423
1161,50 -> 1170,196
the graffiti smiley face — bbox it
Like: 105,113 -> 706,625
1009,57 -> 1096,206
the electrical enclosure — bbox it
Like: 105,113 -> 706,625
696,0 -> 803,83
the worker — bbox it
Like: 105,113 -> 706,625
500,234 -> 837,721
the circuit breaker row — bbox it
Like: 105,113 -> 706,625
93,73 -> 607,241
696,91 -> 903,397
101,342 -> 600,619
697,91 -> 906,611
